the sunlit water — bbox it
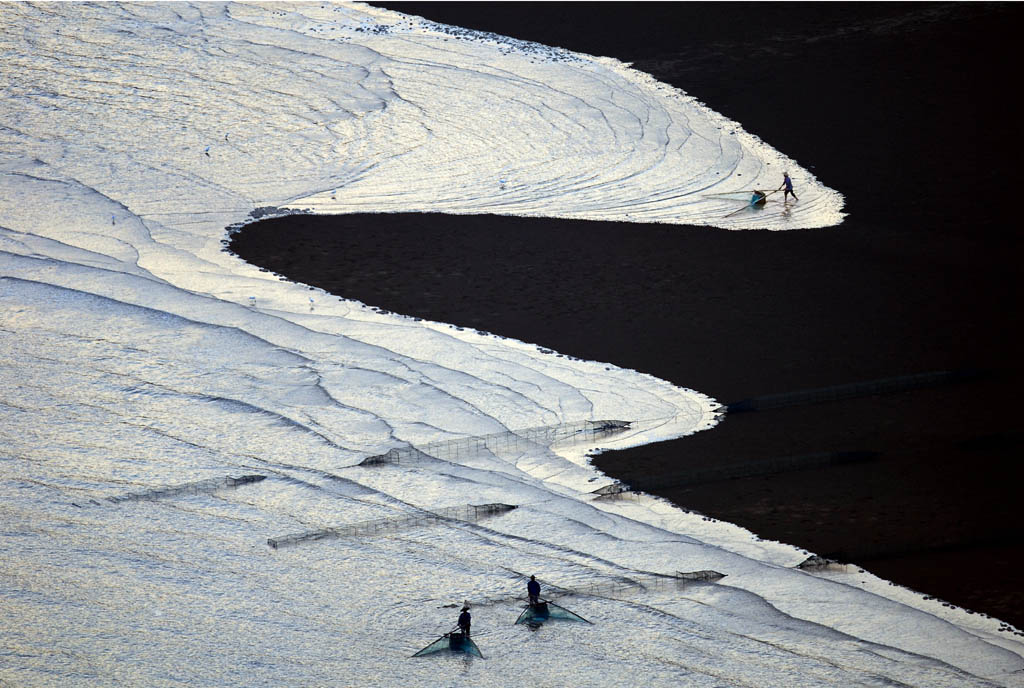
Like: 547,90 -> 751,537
2,3 -> 1022,686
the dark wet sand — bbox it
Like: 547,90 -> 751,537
230,3 -> 1024,627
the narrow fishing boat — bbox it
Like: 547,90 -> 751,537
412,630 -> 484,658
704,189 -> 776,218
515,600 -> 592,627
725,189 -> 775,217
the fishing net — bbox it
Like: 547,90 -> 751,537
412,632 -> 483,658
515,601 -> 591,625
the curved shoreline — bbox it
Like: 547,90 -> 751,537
224,0 -> 1023,627
229,209 -> 1021,627
347,1 -> 1023,628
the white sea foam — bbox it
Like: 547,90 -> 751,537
1,3 -> 1020,686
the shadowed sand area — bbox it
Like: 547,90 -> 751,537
230,3 -> 1023,626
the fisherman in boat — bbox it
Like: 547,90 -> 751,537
457,606 -> 472,636
528,575 -> 541,605
778,171 -> 798,202
750,190 -> 767,206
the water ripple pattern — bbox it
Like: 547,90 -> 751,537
0,3 -> 1019,688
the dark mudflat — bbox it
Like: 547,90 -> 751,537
231,3 -> 1024,628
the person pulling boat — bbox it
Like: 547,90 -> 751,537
778,171 -> 798,202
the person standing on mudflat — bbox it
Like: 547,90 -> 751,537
779,171 -> 798,202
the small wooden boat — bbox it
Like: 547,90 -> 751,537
705,189 -> 778,218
